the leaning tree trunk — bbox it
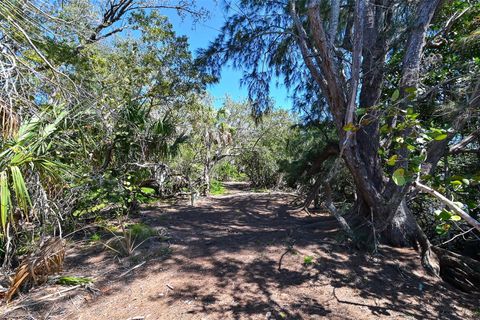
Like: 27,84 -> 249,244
346,0 -> 442,258
292,0 -> 443,274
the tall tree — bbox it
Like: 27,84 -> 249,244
199,0 -> 479,275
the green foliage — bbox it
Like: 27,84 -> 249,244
240,150 -> 279,188
303,256 -> 314,265
392,168 -> 406,186
129,223 -> 157,242
236,109 -> 297,188
0,0 -> 210,266
104,227 -> 139,257
0,109 -> 69,238
209,180 -> 226,195
215,161 -> 246,182
57,276 -> 93,286
103,222 -> 160,257
89,233 -> 101,242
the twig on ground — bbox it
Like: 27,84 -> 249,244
2,285 -> 82,314
119,261 -> 146,278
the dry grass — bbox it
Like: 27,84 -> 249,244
5,237 -> 66,302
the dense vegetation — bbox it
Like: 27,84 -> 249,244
0,0 -> 478,301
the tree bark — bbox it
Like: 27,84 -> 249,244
344,0 -> 443,258
292,0 -> 444,256
329,0 -> 341,44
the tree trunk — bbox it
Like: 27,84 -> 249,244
383,199 -> 418,247
294,0 -> 444,274
202,161 -> 210,196
343,0 -> 443,247
349,192 -> 418,246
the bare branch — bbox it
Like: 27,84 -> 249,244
414,181 -> 480,233
329,0 -> 341,44
306,0 -> 347,125
343,0 -> 365,149
449,128 -> 480,154
289,1 -> 327,92
427,6 -> 471,48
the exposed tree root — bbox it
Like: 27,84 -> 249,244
433,246 -> 480,293
414,221 -> 440,276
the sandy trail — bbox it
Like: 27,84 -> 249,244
2,183 -> 477,319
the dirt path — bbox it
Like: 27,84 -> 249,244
3,183 -> 478,319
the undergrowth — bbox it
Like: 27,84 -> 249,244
210,180 -> 226,195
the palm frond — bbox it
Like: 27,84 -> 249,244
10,166 -> 32,215
0,171 -> 11,232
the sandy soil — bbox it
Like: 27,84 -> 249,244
2,183 -> 478,319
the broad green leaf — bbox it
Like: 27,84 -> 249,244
434,133 -> 448,141
437,209 -> 452,221
387,155 -> 398,166
380,124 -> 390,134
392,168 -> 406,186
391,89 -> 400,101
10,166 -> 32,214
140,187 -> 155,194
0,171 -> 10,233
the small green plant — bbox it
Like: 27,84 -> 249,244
57,276 -> 93,286
129,223 -> 157,242
303,256 -> 314,265
210,180 -> 226,195
90,233 -> 101,242
104,228 -> 137,257
103,223 -> 157,257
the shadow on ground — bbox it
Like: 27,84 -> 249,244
4,183 -> 478,319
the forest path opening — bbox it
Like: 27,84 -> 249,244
3,183 -> 477,319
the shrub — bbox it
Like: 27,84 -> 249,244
210,180 -> 226,195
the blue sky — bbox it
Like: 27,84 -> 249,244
164,1 -> 291,109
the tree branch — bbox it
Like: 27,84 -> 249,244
289,1 -> 328,94
329,0 -> 341,44
449,128 -> 480,154
343,0 -> 365,148
306,0 -> 347,126
414,181 -> 480,233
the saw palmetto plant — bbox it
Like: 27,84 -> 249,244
0,108 -> 70,265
